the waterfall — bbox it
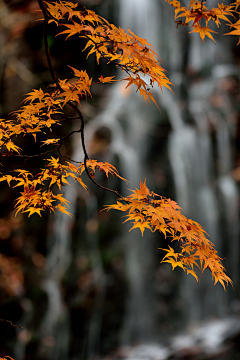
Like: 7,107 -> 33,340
38,177 -> 77,359
166,59 -> 239,321
118,0 -> 239,326
119,0 -> 158,48
80,84 -> 159,345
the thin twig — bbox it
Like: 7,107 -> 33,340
0,319 -> 23,329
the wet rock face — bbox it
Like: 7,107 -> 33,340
103,318 -> 240,360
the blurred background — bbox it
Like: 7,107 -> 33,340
0,0 -> 240,359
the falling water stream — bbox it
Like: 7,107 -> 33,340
39,0 -> 240,358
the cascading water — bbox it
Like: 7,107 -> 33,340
38,178 -> 77,359
167,62 -> 239,322
119,0 -> 239,331
77,84 -> 159,346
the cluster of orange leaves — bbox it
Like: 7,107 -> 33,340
165,0 -> 240,43
45,0 -> 173,106
0,158 -> 125,217
0,0 -> 234,290
0,0 -> 173,215
105,180 -> 233,290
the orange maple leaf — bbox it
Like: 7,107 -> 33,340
129,220 -> 151,236
189,24 -> 218,43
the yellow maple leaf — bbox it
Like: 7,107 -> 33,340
5,141 -> 21,154
160,245 -> 179,261
40,138 -> 60,147
186,269 -> 199,282
23,88 -> 45,103
54,204 -> 73,217
129,221 -> 152,236
0,175 -> 13,186
24,207 -> 43,217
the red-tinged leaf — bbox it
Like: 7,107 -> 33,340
98,75 -> 117,83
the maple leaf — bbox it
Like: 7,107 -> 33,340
98,75 -> 117,83
68,66 -> 92,83
189,24 -> 218,43
160,245 -> 179,261
123,212 -> 145,224
208,4 -> 234,28
57,22 -> 84,39
47,157 -> 61,168
225,22 -> 240,45
54,204 -> 73,217
139,89 -> 159,109
164,0 -> 181,9
23,88 -> 45,103
86,159 -> 128,182
163,258 -> 187,271
24,207 -> 43,217
40,138 -> 60,147
165,0 -> 236,44
104,201 -> 128,213
213,271 -> 231,291
52,193 -> 71,207
129,220 -> 151,236
45,1 -> 64,20
186,269 -> 199,282
5,141 -> 21,154
60,89 -> 81,106
182,254 -> 200,270
235,0 -> 240,9
134,178 -> 150,197
84,9 -> 104,24
2,175 -> 14,186
58,22 -> 94,39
